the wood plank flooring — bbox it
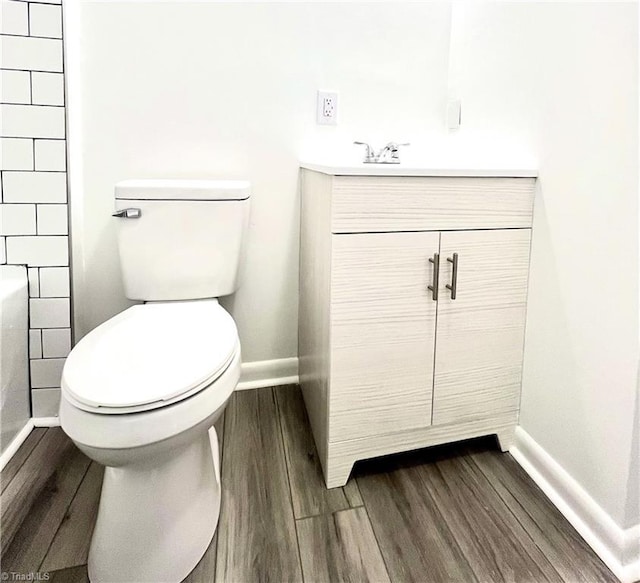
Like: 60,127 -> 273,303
0,428 -> 47,494
0,386 -> 617,583
296,507 -> 390,583
215,387 -> 303,583
0,428 -> 80,551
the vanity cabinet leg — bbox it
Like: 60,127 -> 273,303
325,455 -> 355,489
496,427 -> 516,452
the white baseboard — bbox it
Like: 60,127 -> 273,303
0,420 -> 34,472
511,426 -> 640,583
236,357 -> 299,391
32,416 -> 61,428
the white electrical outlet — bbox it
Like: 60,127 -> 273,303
317,90 -> 338,125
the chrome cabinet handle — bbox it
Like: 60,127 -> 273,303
427,253 -> 439,301
112,208 -> 142,219
446,253 -> 459,300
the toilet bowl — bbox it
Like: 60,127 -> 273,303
60,299 -> 240,583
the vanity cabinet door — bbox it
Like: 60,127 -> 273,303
329,232 -> 439,442
432,229 -> 531,426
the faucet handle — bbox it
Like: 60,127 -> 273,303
384,142 -> 411,162
377,142 -> 409,164
386,141 -> 410,151
354,141 -> 376,163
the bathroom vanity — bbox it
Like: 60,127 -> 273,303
298,162 -> 537,488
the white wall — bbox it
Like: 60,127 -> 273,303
449,2 -> 638,529
72,1 -> 452,366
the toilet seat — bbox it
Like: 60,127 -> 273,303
62,299 -> 239,414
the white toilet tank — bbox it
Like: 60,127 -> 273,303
114,179 -> 250,301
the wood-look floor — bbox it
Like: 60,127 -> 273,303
0,386 -> 617,583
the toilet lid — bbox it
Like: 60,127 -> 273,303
62,300 -> 238,411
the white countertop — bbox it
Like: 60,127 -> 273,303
300,161 -> 538,178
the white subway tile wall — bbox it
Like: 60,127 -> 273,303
6,235 -> 68,265
3,171 -> 67,202
1,70 -> 31,103
1,1 -> 29,36
31,388 -> 62,417
2,0 -> 68,415
1,137 -> 34,169
29,4 -> 63,39
42,328 -> 71,358
30,329 -> 43,359
0,203 -> 37,235
39,266 -> 70,296
27,266 -> 40,296
30,357 -> 66,388
1,105 -> 65,138
32,72 -> 64,105
1,35 -> 63,71
35,139 -> 66,170
30,297 -> 70,329
37,203 -> 68,235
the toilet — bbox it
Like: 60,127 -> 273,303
59,179 -> 250,583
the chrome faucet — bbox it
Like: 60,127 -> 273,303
377,142 -> 410,164
354,141 -> 410,164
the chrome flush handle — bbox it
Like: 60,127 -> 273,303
112,208 -> 142,219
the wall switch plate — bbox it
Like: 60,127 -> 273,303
447,99 -> 462,130
317,90 -> 338,125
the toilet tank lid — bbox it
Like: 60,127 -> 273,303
115,179 -> 250,200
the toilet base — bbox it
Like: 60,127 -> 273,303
88,427 -> 221,583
